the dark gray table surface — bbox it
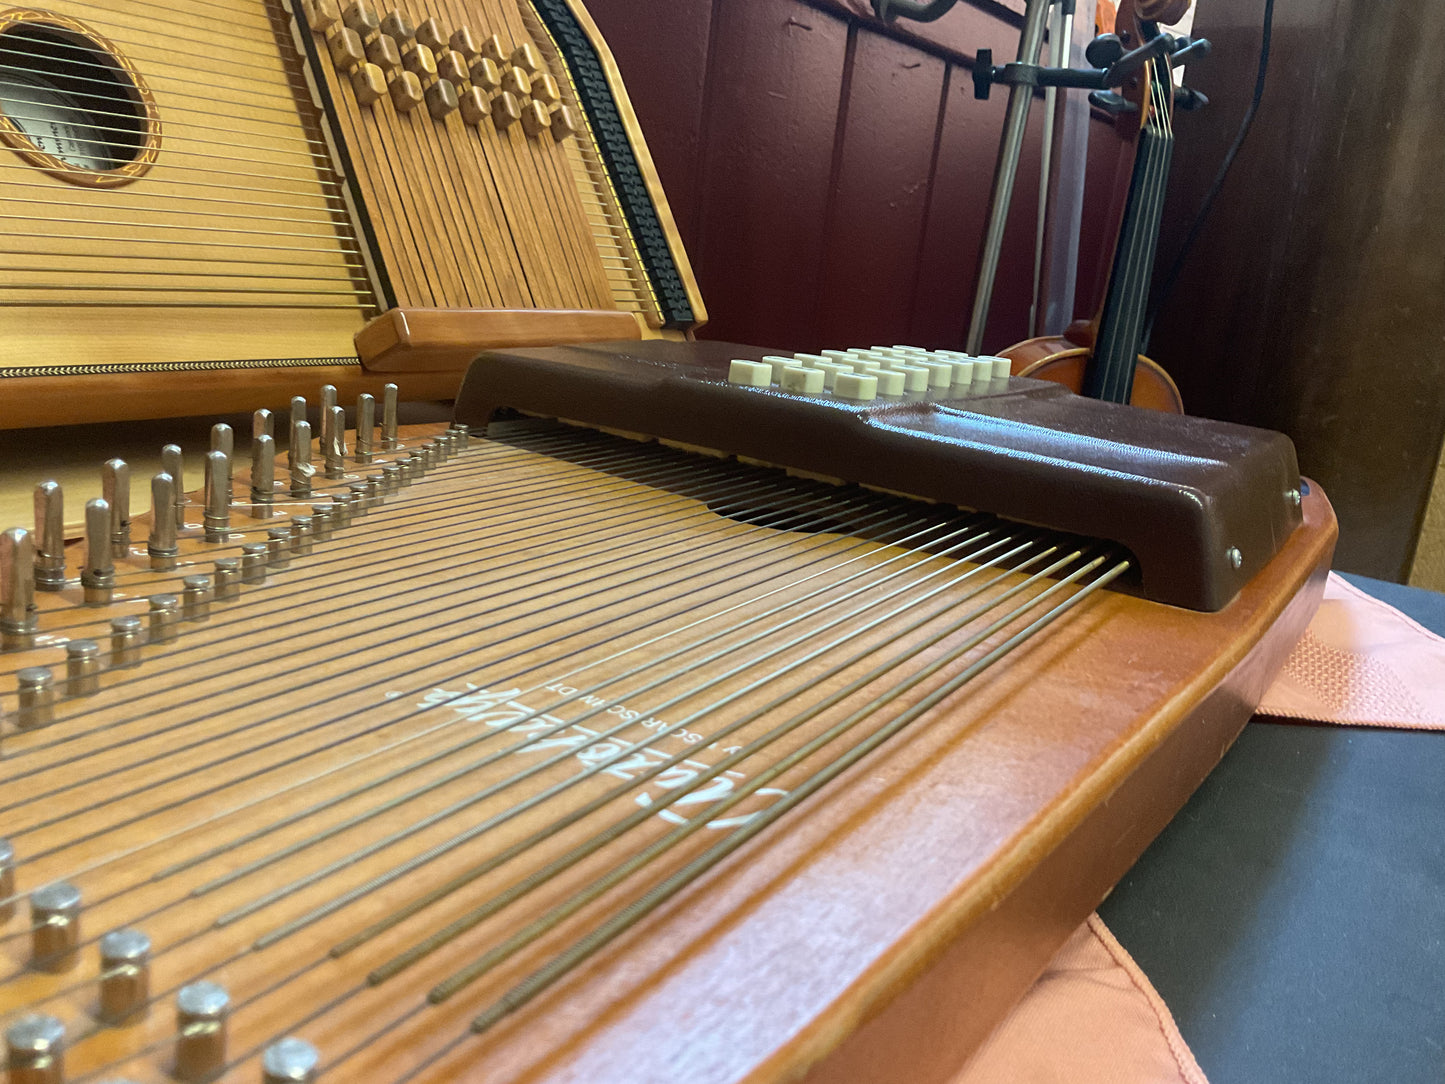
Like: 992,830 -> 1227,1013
1100,574 -> 1445,1083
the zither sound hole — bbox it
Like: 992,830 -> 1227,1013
0,16 -> 152,178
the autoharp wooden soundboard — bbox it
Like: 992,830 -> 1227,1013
0,337 -> 1335,1084
0,0 -> 702,427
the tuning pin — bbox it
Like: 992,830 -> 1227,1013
266,527 -> 292,570
450,423 -> 470,451
174,982 -> 229,1083
203,452 -> 231,543
290,420 -> 314,498
161,445 -> 187,529
254,408 -> 275,442
98,928 -> 151,1026
381,383 -> 398,450
309,506 -> 333,541
1,527 -> 37,650
30,880 -> 82,972
262,1037 -> 320,1084
110,616 -> 142,668
5,1014 -> 65,1084
355,394 -> 375,464
382,463 -> 402,493
319,385 -> 338,448
290,396 -> 307,433
82,499 -> 115,605
14,667 -> 55,730
252,434 -> 276,515
324,406 -> 347,479
0,838 -> 13,922
211,425 -> 234,503
148,473 -> 179,571
33,481 -> 66,592
102,459 -> 131,558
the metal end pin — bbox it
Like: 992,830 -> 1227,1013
381,382 -> 398,449
240,543 -> 267,585
147,595 -> 180,642
15,667 -> 55,730
262,1037 -> 319,1084
347,482 -> 370,514
266,527 -> 292,570
213,559 -> 241,601
174,981 -> 229,1083
0,838 -> 15,923
81,499 -> 115,605
148,473 -> 179,571
202,452 -> 230,543
109,616 -> 142,669
5,1013 -> 65,1084
32,482 -> 66,592
355,393 -> 375,464
329,493 -> 353,530
182,575 -> 212,621
1,527 -> 37,650
96,932 -> 150,1031
309,506 -> 332,541
65,640 -> 100,697
101,459 -> 131,558
254,408 -> 275,442
251,434 -> 276,517
210,423 -> 234,501
290,420 -> 313,498
30,881 -> 81,972
288,515 -> 314,556
381,463 -> 401,493
161,444 -> 187,529
98,928 -> 151,1025
324,405 -> 346,479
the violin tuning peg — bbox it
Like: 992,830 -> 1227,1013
1085,32 -> 1124,69
1173,85 -> 1209,111
1088,89 -> 1137,116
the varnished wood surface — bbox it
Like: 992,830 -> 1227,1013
0,418 -> 1334,1083
354,306 -> 642,371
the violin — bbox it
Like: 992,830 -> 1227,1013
1001,0 -> 1190,413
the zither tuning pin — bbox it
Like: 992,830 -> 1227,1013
5,1014 -> 66,1084
355,393 -> 375,464
161,444 -> 187,529
101,459 -> 131,558
148,473 -> 179,571
324,406 -> 347,479
81,499 -> 115,605
33,481 -> 66,591
98,928 -> 151,1025
291,420 -> 314,498
254,408 -> 274,442
30,880 -> 82,972
262,1037 -> 320,1083
203,452 -> 231,542
174,981 -> 229,1083
0,838 -> 14,922
252,434 -> 276,515
1,527 -> 38,650
381,383 -> 398,449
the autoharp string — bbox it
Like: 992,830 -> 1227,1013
0,430 -> 1115,1081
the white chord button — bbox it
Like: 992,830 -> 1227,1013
812,361 -> 851,389
833,372 -> 878,401
760,356 -> 796,383
893,364 -> 930,392
727,360 -> 772,387
780,366 -> 825,394
875,370 -> 906,396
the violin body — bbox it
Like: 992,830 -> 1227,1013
1001,332 -> 1184,413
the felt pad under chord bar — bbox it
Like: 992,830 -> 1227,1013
454,340 -> 1305,611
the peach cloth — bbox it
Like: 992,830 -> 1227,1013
952,572 -> 1445,1083
1255,572 -> 1445,729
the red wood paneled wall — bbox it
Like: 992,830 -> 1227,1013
586,0 -> 1121,353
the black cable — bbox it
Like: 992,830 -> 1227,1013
1142,0 -> 1274,350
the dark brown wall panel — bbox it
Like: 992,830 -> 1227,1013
582,0 -> 715,248
814,32 -> 947,350
690,0 -> 852,349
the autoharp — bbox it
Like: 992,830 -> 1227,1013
0,0 -> 702,427
0,341 -> 1334,1083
